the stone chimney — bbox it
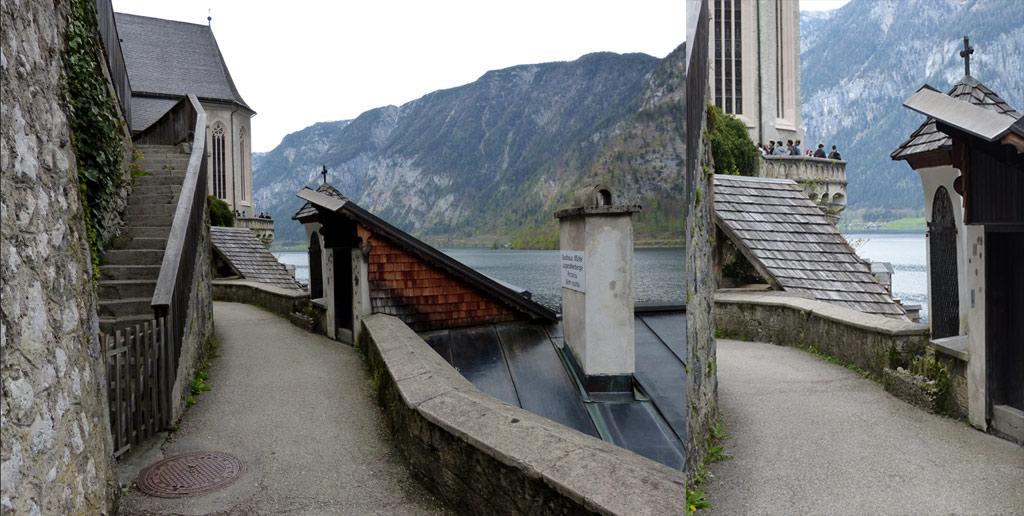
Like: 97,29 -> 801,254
555,185 -> 641,393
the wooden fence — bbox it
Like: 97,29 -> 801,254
100,318 -> 174,459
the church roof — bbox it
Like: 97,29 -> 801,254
114,13 -> 252,131
210,227 -> 302,290
713,175 -> 906,319
891,76 -> 1021,166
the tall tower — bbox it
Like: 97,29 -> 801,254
709,0 -> 803,146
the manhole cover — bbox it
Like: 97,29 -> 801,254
138,451 -> 246,498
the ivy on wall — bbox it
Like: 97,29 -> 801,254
62,0 -> 127,277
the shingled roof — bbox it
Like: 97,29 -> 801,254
713,175 -> 906,318
891,76 -> 1021,167
210,227 -> 302,290
293,185 -> 557,323
114,13 -> 252,131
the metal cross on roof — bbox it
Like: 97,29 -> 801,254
321,165 -> 328,185
960,35 -> 974,77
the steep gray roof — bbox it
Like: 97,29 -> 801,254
892,76 -> 1021,163
114,13 -> 251,130
210,227 -> 302,290
714,175 -> 906,318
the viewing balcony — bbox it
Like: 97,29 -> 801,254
759,155 -> 847,219
234,216 -> 274,248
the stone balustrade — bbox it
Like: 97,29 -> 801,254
759,155 -> 847,217
233,217 -> 274,247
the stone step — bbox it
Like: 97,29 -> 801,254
133,174 -> 185,186
98,265 -> 161,281
139,160 -> 191,172
131,184 -> 182,196
99,314 -> 158,336
98,280 -> 157,299
126,214 -> 173,227
98,297 -> 153,318
129,193 -> 179,206
109,236 -> 167,251
127,203 -> 177,218
101,249 -> 164,266
121,226 -> 171,239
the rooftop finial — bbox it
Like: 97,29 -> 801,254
960,35 -> 974,77
321,165 -> 328,185
207,9 -> 211,26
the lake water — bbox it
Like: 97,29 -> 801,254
274,230 -> 926,320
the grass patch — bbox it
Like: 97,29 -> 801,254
796,343 -> 879,383
880,217 -> 926,231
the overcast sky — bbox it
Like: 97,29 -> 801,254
112,0 -> 851,152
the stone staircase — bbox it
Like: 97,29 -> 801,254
98,144 -> 190,335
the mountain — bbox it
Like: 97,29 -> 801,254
252,52 -> 670,247
800,0 -> 1024,222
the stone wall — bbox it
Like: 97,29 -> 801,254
715,291 -> 929,377
169,215 -> 214,419
685,103 -> 719,477
362,314 -> 688,516
1,1 -> 117,513
212,279 -> 310,319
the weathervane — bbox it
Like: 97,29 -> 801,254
960,35 -> 974,77
321,165 -> 328,185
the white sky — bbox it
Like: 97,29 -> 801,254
111,0 -> 850,152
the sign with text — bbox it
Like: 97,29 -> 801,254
560,251 -> 586,292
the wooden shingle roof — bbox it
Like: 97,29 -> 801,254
713,175 -> 906,318
210,227 -> 302,290
891,76 -> 1021,165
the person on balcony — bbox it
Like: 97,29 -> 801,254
814,144 -> 827,158
828,145 -> 842,160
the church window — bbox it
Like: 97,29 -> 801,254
239,127 -> 248,202
212,122 -> 227,200
713,0 -> 742,115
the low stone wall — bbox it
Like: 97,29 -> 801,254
715,291 -> 929,377
362,314 -> 687,516
212,279 -> 309,319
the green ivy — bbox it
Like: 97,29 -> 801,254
62,0 -> 127,279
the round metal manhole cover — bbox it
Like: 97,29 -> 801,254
138,451 -> 246,498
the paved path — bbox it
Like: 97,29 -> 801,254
119,302 -> 451,515
704,339 -> 1024,516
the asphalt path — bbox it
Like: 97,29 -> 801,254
118,301 -> 452,515
704,339 -> 1024,516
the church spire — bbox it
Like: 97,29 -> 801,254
960,35 -> 974,77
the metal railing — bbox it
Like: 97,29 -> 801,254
147,94 -> 208,403
94,0 -> 132,129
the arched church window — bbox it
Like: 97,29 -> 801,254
211,122 -> 227,200
239,127 -> 248,202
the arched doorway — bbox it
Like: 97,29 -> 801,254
928,186 -> 959,338
308,232 -> 323,299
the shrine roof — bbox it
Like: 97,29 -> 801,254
891,76 -> 1021,163
292,185 -> 557,323
713,175 -> 906,319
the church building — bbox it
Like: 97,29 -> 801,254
115,14 -> 256,218
709,0 -> 803,146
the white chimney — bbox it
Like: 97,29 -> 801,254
555,185 -> 640,393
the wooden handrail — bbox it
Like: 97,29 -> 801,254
149,94 -> 207,379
